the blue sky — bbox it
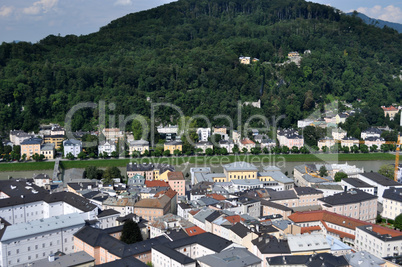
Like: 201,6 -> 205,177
0,0 -> 401,43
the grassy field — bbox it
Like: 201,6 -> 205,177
0,153 -> 395,172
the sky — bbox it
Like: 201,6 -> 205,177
0,0 -> 401,44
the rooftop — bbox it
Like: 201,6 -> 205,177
318,189 -> 377,206
359,172 -> 402,187
223,161 -> 258,172
197,247 -> 261,267
14,251 -> 95,267
342,178 -> 373,188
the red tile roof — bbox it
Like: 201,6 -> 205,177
189,209 -> 200,216
371,225 -> 402,237
145,180 -> 169,188
225,215 -> 245,225
154,188 -> 177,199
206,194 -> 226,201
184,226 -> 206,236
301,226 -> 321,234
241,138 -> 255,145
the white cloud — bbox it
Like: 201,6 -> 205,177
23,0 -> 58,15
355,5 -> 402,23
114,0 -> 132,6
0,6 -> 14,17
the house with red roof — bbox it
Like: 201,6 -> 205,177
381,105 -> 399,120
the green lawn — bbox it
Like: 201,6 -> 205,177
0,153 -> 395,172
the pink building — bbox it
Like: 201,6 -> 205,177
167,172 -> 186,196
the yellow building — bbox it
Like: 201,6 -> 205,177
40,143 -> 55,160
163,140 -> 182,154
43,135 -> 65,150
21,138 -> 42,160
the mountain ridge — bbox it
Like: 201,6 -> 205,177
346,11 -> 402,33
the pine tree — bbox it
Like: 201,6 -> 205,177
120,220 -> 143,244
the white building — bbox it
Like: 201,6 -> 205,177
195,141 -> 213,154
63,139 -> 82,157
361,127 -> 382,140
297,119 -> 314,129
381,187 -> 402,220
331,128 -> 347,141
98,140 -> 116,156
0,213 -> 85,266
355,225 -> 402,258
357,172 -> 402,203
129,139 -> 150,155
197,128 -> 211,142
218,140 -> 234,153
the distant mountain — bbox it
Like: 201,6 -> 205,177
347,11 -> 402,33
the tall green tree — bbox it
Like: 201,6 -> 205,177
120,220 -> 143,244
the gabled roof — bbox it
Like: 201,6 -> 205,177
145,180 -> 169,187
153,245 -> 195,264
223,162 -> 258,172
342,178 -> 373,188
318,189 -> 377,206
383,187 -> 402,202
293,187 -> 323,196
167,171 -> 184,180
184,226 -> 206,236
21,138 -> 42,145
230,222 -> 250,238
97,209 -> 120,218
269,190 -> 298,201
359,172 -> 402,186
197,247 -> 261,267
252,235 -> 291,254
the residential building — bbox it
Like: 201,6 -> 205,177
40,143 -> 55,159
361,127 -> 382,140
312,183 -> 344,197
252,235 -> 291,267
267,253 -> 349,267
197,247 -> 261,267
317,137 -> 335,150
33,173 -> 52,188
126,162 -> 174,180
127,174 -> 146,187
239,56 -> 251,64
259,138 -> 276,150
195,141 -> 213,153
222,162 -> 258,182
293,187 -> 323,207
286,233 -> 331,255
318,189 -> 378,222
297,119 -> 314,128
381,187 -> 402,220
382,106 -> 399,120
190,168 -> 211,185
232,130 -> 241,143
197,128 -> 211,142
14,251 -> 95,267
0,213 -> 85,266
102,197 -> 137,216
164,140 -> 182,153
21,138 -> 42,160
331,128 -> 347,140
63,139 -> 82,157
9,130 -> 33,145
101,128 -> 124,141
98,140 -> 116,156
355,225 -> 402,258
277,129 -> 304,149
331,163 -> 364,178
357,172 -> 402,203
218,140 -> 235,153
167,172 -> 186,196
213,126 -> 228,135
341,178 -> 375,195
260,200 -> 292,219
364,137 -> 386,149
133,191 -> 176,222
50,126 -> 65,136
129,140 -> 150,155
340,136 -> 359,148
239,138 -> 256,152
43,135 -> 65,150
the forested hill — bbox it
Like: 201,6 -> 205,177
0,0 -> 401,133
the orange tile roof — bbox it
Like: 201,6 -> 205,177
371,225 -> 402,237
241,138 -> 255,145
145,180 -> 169,188
301,226 -> 321,234
189,209 -> 200,216
184,226 -> 206,236
154,188 -> 177,199
206,194 -> 226,201
382,106 -> 398,111
225,215 -> 245,225
168,172 -> 185,180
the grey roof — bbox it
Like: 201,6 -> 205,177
193,209 -> 216,224
302,174 -> 334,184
97,209 -> 120,218
287,233 -> 330,252
197,247 -> 261,267
269,190 -> 298,201
0,179 -> 47,197
291,205 -> 322,212
382,187 -> 402,202
359,172 -> 402,186
259,171 -> 294,184
1,213 -> 85,241
230,222 -> 250,238
41,143 -> 55,150
21,137 -> 42,145
362,127 -> 382,134
294,187 -> 323,196
318,189 -> 377,206
129,139 -> 149,146
63,139 -> 81,146
163,232 -> 233,253
153,245 -> 195,264
260,200 -> 292,211
252,235 -> 291,254
271,220 -> 292,231
231,179 -> 263,186
342,178 -> 374,188
199,197 -> 220,207
263,166 -> 281,172
267,253 -> 349,266
0,191 -> 97,212
15,251 -> 95,267
205,210 -> 223,222
164,140 -> 182,145
223,162 -> 258,172
96,257 -> 148,267
312,183 -> 344,191
345,251 -> 385,267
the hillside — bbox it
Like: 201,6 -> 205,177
0,0 -> 401,134
347,12 -> 402,33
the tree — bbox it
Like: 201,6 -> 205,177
131,151 -> 140,158
111,151 -> 119,158
370,145 -> 378,152
85,166 -> 99,180
120,220 -> 143,244
205,148 -> 214,156
360,144 -> 369,153
78,151 -> 87,160
291,146 -> 299,154
173,149 -> 181,156
281,146 -> 289,154
232,145 -> 239,154
66,152 -> 75,160
21,154 -> 27,161
319,166 -> 328,177
378,164 -> 394,180
376,214 -> 383,224
322,146 -> 328,153
334,171 -> 348,182
242,147 -> 248,154
163,150 -> 171,157
103,166 -> 121,183
395,213 -> 402,230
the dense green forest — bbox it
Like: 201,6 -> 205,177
0,0 -> 401,134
